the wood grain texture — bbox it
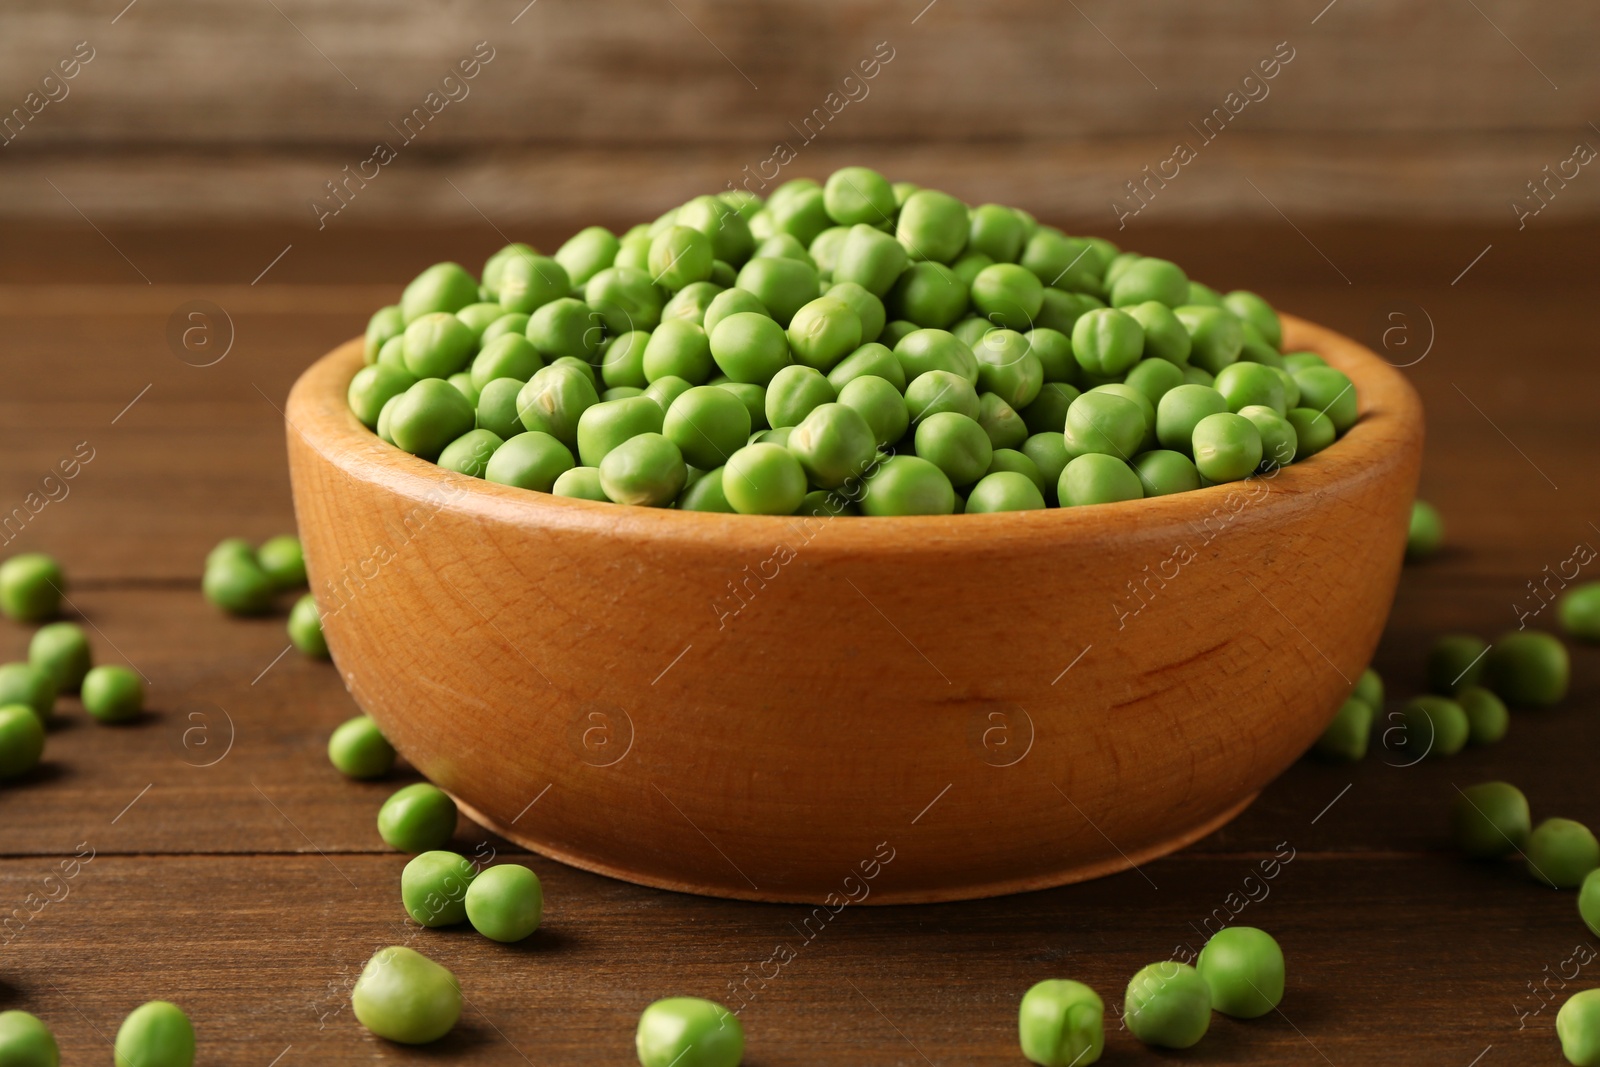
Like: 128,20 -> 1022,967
0,221 -> 1597,1059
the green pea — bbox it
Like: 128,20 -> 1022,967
586,266 -> 665,333
375,335 -> 409,372
895,328 -> 979,385
789,403 -> 876,488
1071,308 -> 1144,377
1239,323 -> 1285,368
837,375 -> 908,449
635,997 -> 743,1067
1175,306 -> 1243,375
599,433 -> 686,507
0,553 -> 64,623
1238,405 -> 1298,469
645,375 -> 694,412
1060,454 -> 1142,507
482,243 -> 537,301
986,449 -> 1046,494
113,1001 -> 194,1067
365,305 -> 406,363
485,431 -> 575,492
970,263 -> 1044,331
1197,926 -> 1284,1019
1123,300 -> 1192,366
250,536 -> 303,592
665,386 -> 752,470
1017,979 -> 1103,1067
916,412 -> 993,487
1285,407 -> 1336,459
482,312 -> 532,348
1583,869 -> 1600,938
1399,695 -> 1469,758
824,281 -> 886,345
1186,281 -> 1224,307
525,297 -> 601,362
1036,289 -> 1103,337
1021,383 -> 1080,436
787,296 -> 863,371
768,184 -> 832,247
952,252 -> 996,292
401,311 -> 475,379
1133,449 -> 1201,497
288,593 -> 328,659
1426,634 -> 1487,694
1293,366 -> 1358,432
553,466 -> 609,501
1182,365 -> 1215,388
466,863 -> 544,942
471,334 -> 542,389
1526,818 -> 1600,889
0,1009 -> 57,1067
29,621 -> 91,693
1063,391 -> 1144,460
678,467 -> 734,512
328,714 -> 395,779
965,471 -> 1045,513
977,393 -> 1028,450
81,664 -> 144,724
202,553 -> 275,616
402,849 -> 477,927
1110,257 -> 1188,309
1451,780 -> 1530,858
896,188 -> 969,263
763,365 -> 835,429
888,261 -> 968,329
966,204 -> 1028,264
1559,582 -> 1600,641
378,782 -> 457,852
447,372 -> 481,407
600,330 -> 650,389
498,254 -> 570,315
517,363 -> 599,444
905,370 -> 980,424
456,302 -> 506,344
709,312 -> 789,385
973,329 -> 1044,409
1123,961 -> 1210,1049
828,342 -> 906,392
348,366 -> 419,429
475,377 -> 527,440
576,397 -> 665,467
1020,229 -> 1096,293
662,281 -> 723,329
1123,359 -> 1185,408
402,262 -> 478,323
736,256 -> 820,326
1560,989 -> 1600,1067
1221,290 -> 1282,348
1314,697 -> 1373,761
677,194 -> 755,263
615,235 -> 650,272
1022,433 -> 1070,502
879,320 -> 918,349
1021,327 -> 1075,385
1281,351 -> 1325,373
554,226 -> 619,288
810,226 -> 851,278
0,704 -> 45,780
1484,630 -> 1569,706
352,945 -> 461,1045
1354,667 -> 1384,708
389,378 -> 476,460
1103,251 -> 1140,289
646,225 -> 714,292
716,381 -> 768,432
1191,412 -> 1262,482
720,443 -> 805,515
823,166 -> 896,226
1458,685 -> 1509,746
832,223 -> 910,298
861,455 -> 955,516
703,289 -> 767,340
1406,499 -> 1443,560
1214,362 -> 1287,415
1089,384 -> 1155,451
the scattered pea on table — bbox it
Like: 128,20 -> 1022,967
1018,979 -> 1104,1067
1559,989 -> 1600,1067
1123,961 -> 1211,1049
1197,926 -> 1285,1019
1559,581 -> 1600,641
635,997 -> 744,1067
351,946 -> 462,1045
377,782 -> 458,852
1525,818 -> 1600,889
81,665 -> 145,724
288,593 -> 328,658
1451,781 -> 1531,859
0,1009 -> 58,1067
28,622 -> 92,693
1483,630 -> 1570,707
465,863 -> 545,943
1406,499 -> 1443,560
401,850 -> 478,927
0,704 -> 45,780
328,714 -> 396,779
0,553 -> 64,622
113,1001 -> 194,1067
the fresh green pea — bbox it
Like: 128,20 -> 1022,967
1123,301 -> 1192,366
1223,290 -> 1282,347
1174,305 -> 1244,376
202,553 -> 275,616
1023,327 -> 1076,385
475,377 -> 528,440
828,342 -> 906,392
1021,383 -> 1080,436
723,443 -> 807,515
447,372 -> 481,407
517,363 -> 599,444
1314,697 -> 1373,761
665,386 -> 752,470
466,863 -> 544,942
1071,308 -> 1144,377
402,849 -> 477,927
498,254 -> 570,315
1110,257 -> 1188,309
824,281 -> 886,345
888,261 -> 968,328
586,266 -> 664,333
1018,979 -> 1103,1067
470,334 -> 541,389
986,449 -> 1046,495
951,316 -> 989,350
1133,449 -> 1201,497
389,378 -> 476,460
640,321 -> 712,384
1214,362 -> 1287,415
348,365 -> 419,428
1281,351 -> 1325,373
1583,869 -> 1600,938
288,593 -> 328,659
1559,989 -> 1600,1067
1457,685 -> 1508,746
599,330 -> 649,389
485,314 -> 534,351
1020,229 -> 1096,293
481,244 -> 536,301
966,471 -> 1045,513
1182,365 -> 1215,387
676,194 -> 755,263
1484,630 -> 1569,706
709,260 -> 737,288
1238,322 -> 1285,368
485,431 -> 575,493
1451,780 -> 1530,858
861,456 -> 956,516
526,297 -> 602,362
1063,391 -> 1144,460
456,302 -> 506,343
644,375 -> 693,411
0,1009 -> 58,1066
1103,251 -> 1140,289
378,782 -> 457,852
832,223 -> 910,298
966,204 -> 1028,264
1405,499 -> 1443,560
703,288 -> 768,339
896,189 -> 969,263
0,705 -> 45,779
662,281 -> 723,328
352,945 -> 461,1045
768,184 -> 832,247
971,263 -> 1044,330
1399,695 -> 1469,759
709,312 -> 790,385
81,664 -> 143,723
736,254 -> 819,326
1285,407 -> 1336,459
715,381 -> 768,432
1427,634 -> 1488,694
1123,961 -> 1210,1049
615,235 -> 651,272
1559,582 -> 1600,641
328,715 -> 395,779
1192,411 -> 1262,482
1036,289 -> 1103,337
375,334 -> 409,373
366,305 -> 406,363
1197,926 -> 1284,1019
1355,667 -> 1384,708
895,328 -> 979,384
905,370 -> 980,424
977,393 -> 1028,450
402,262 -> 478,323
553,466 -> 608,501
837,375 -> 909,449
953,252 -> 996,291
879,320 -> 918,349
648,225 -> 714,291
1238,405 -> 1297,469
824,166 -> 897,226
438,427 -> 502,477
599,433 -> 686,507
1293,366 -> 1358,431
677,467 -> 735,512
1526,818 -> 1600,888
916,412 -> 993,487
973,329 -> 1043,409
765,365 -> 836,428
29,622 -> 91,693
636,997 -> 743,1067
787,296 -> 863,371
789,403 -> 877,488
1123,359 -> 1185,408
1022,433 -> 1070,502
1185,281 -> 1224,307
554,226 -> 620,288
113,1001 -> 194,1067
0,554 -> 62,623
810,227 -> 851,278
1060,454 -> 1142,507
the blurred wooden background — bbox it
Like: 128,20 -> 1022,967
3,0 -> 1598,233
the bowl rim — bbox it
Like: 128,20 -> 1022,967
287,312 -> 1423,557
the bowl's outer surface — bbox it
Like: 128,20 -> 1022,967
287,314 -> 1422,904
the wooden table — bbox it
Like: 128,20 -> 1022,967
2,221 -> 1596,1065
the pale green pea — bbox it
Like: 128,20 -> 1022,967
765,365 -> 836,428
0,705 -> 45,780
736,254 -> 820,326
1110,257 -> 1189,308
1197,926 -> 1284,1019
475,377 -> 527,440
466,863 -> 544,942
838,375 -> 909,449
1238,405 -> 1298,469
1022,432 -> 1070,503
1214,362 -> 1288,414
643,320 -> 714,384
485,431 -> 575,492
676,194 -> 755,263
677,467 -> 735,512
518,362 -> 599,444
787,296 -> 863,370
553,466 -> 608,501
1060,454 -> 1143,507
366,305 -> 406,363
789,403 -> 877,488
378,783 -> 457,852
1293,366 -> 1358,431
1285,407 -> 1336,459
1133,449 -> 1201,496
482,243 -> 537,301
723,443 -> 807,515
905,370 -> 980,424
470,334 -> 541,390
402,850 -> 477,927
636,997 -> 744,1067
1176,305 -> 1244,375
894,328 -> 978,383
401,262 -> 478,323
446,372 -> 480,406
598,433 -> 686,507
29,622 -> 91,693
832,223 -> 910,297
351,946 -> 461,1045
328,714 -> 395,779
665,386 -> 751,470
113,1001 -> 194,1067
860,456 -> 956,516
888,261 -> 969,329
966,471 -> 1045,513
1224,289 -> 1282,348
526,297 -> 603,361
973,329 -> 1043,409
498,254 -> 571,314
389,378 -> 476,460
1123,961 -> 1210,1049
967,204 -> 1028,263
1123,359 -> 1185,407
977,392 -> 1028,450
810,226 -> 851,277
288,593 -> 328,658
554,226 -> 620,288
662,281 -> 723,328
585,266 -> 665,333
437,429 -> 503,478
828,342 -> 906,392
825,281 -> 886,344
703,288 -> 769,338
710,312 -> 791,385
896,188 -> 969,263
1526,818 -> 1600,888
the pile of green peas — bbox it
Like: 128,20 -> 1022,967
354,167 -> 1360,516
202,535 -> 329,660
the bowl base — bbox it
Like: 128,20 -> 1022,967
452,791 -> 1260,905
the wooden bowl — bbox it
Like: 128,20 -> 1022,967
286,314 -> 1421,904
